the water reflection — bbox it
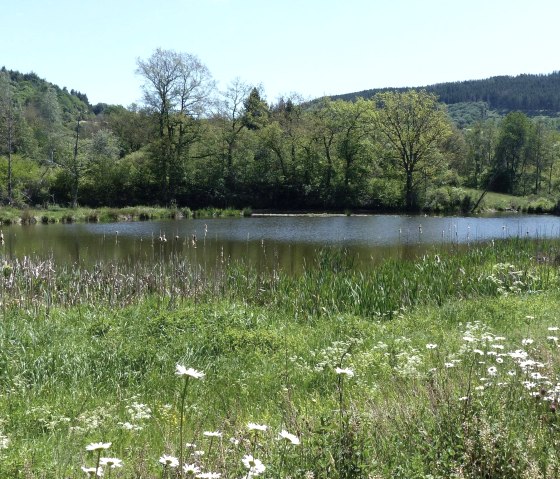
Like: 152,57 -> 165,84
1,214 -> 559,272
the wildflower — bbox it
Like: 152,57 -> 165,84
548,326 -> 559,331
547,336 -> 558,342
463,336 -> 476,343
487,366 -> 498,376
0,434 -> 9,450
444,362 -> 454,368
196,473 -> 221,479
242,454 -> 266,475
229,437 -> 240,445
335,367 -> 355,377
99,458 -> 122,469
159,455 -> 179,468
247,422 -> 268,432
496,357 -> 504,363
507,370 -> 516,376
193,450 -> 205,457
426,344 -> 437,350
279,429 -> 300,445
474,385 -> 484,391
81,466 -> 103,477
203,430 -> 222,438
458,396 -> 469,401
183,464 -> 201,476
473,349 -> 485,355
175,365 -> 205,379
521,338 -> 534,346
86,442 -> 112,452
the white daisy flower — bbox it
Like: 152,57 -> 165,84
175,365 -> 205,379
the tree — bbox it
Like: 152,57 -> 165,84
242,87 -> 269,130
217,78 -> 253,195
373,90 -> 453,210
492,112 -> 531,194
0,71 -> 17,204
136,48 -> 215,203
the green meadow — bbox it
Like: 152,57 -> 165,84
1,239 -> 560,478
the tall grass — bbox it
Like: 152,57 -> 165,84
1,239 -> 560,477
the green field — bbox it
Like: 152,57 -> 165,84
1,239 -> 560,478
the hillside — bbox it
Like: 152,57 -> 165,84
0,67 -> 91,120
332,71 -> 560,117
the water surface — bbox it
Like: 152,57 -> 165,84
1,214 -> 559,272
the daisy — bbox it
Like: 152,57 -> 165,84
86,442 -> 111,452
99,458 -> 122,468
242,455 -> 266,475
203,431 -> 222,438
247,422 -> 268,432
183,464 -> 201,476
279,429 -> 300,445
196,473 -> 221,479
335,367 -> 354,377
81,466 -> 103,477
175,365 -> 205,379
159,455 -> 179,468
426,344 -> 437,350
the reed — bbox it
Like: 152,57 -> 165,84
1,238 -> 560,477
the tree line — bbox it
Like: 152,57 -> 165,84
335,71 -> 560,115
1,51 -> 560,212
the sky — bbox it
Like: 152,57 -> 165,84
2,0 -> 559,106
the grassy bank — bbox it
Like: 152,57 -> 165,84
0,206 -> 250,225
1,239 -> 560,477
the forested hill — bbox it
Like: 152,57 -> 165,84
333,71 -> 560,115
0,67 -> 90,119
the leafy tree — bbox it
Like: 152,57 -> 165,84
242,87 -> 269,130
136,48 -> 215,203
492,112 -> 531,194
0,71 -> 17,203
373,90 -> 453,210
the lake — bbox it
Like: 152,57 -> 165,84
1,213 -> 560,272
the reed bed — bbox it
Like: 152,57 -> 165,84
1,238 -> 560,478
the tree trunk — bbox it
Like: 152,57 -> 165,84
405,168 -> 414,210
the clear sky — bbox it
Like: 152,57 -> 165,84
2,0 -> 559,106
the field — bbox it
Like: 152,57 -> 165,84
1,239 -> 560,478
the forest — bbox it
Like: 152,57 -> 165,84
1,50 -> 560,213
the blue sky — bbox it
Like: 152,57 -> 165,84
2,0 -> 559,106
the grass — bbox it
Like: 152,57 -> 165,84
1,239 -> 560,477
0,206 -> 248,225
464,188 -> 557,214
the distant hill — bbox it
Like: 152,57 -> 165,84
332,71 -> 560,118
0,67 -> 91,120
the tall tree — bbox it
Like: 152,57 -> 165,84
373,90 -> 453,210
492,112 -> 531,194
0,71 -> 17,204
136,48 -> 215,203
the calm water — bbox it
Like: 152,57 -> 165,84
1,214 -> 560,272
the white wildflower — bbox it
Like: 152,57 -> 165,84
175,365 -> 205,379
99,458 -> 122,469
242,454 -> 266,475
183,464 -> 201,475
279,429 -> 300,445
335,367 -> 355,377
86,442 -> 111,452
247,422 -> 268,432
159,455 -> 179,468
